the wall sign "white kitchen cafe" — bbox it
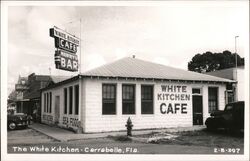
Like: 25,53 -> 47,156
158,85 -> 190,114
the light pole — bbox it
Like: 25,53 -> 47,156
65,18 -> 83,132
234,36 -> 239,101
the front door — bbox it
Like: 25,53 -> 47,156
192,95 -> 203,125
55,96 -> 60,124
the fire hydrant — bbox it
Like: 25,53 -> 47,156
125,117 -> 133,136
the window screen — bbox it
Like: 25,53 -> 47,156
208,87 -> 218,113
64,88 -> 67,114
69,86 -> 73,114
122,84 -> 135,114
102,84 -> 116,115
141,85 -> 154,114
75,85 -> 79,115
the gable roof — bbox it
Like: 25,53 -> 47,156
206,66 -> 244,80
50,76 -> 72,84
82,57 -> 234,83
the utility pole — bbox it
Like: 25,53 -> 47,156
79,18 -> 83,132
234,36 -> 239,101
61,18 -> 83,131
49,67 -> 51,76
79,18 -> 82,74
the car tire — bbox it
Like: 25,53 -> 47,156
206,123 -> 215,132
206,125 -> 212,131
8,122 -> 16,130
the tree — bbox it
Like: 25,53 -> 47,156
188,50 -> 244,73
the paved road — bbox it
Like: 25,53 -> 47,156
7,128 -> 214,154
8,138 -> 214,154
7,128 -> 243,154
8,128 -> 56,144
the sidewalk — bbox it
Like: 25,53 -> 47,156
29,123 -> 206,142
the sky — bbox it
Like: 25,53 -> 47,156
5,1 -> 249,95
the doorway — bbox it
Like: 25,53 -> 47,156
192,88 -> 203,125
55,96 -> 60,124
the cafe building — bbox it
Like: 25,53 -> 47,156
41,57 -> 235,133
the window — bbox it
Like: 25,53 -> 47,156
192,88 -> 201,94
122,84 -> 135,114
43,92 -> 52,113
141,85 -> 154,114
46,93 -> 49,113
102,84 -> 116,115
208,87 -> 218,113
75,85 -> 79,115
44,93 -> 46,112
49,92 -> 52,113
225,90 -> 234,104
64,88 -> 67,114
69,86 -> 73,114
225,105 -> 233,111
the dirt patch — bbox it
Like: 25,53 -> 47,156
149,129 -> 244,148
109,129 -> 244,150
107,135 -> 132,142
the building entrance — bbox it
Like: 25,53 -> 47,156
192,88 -> 203,125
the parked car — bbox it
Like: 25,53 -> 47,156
205,101 -> 244,132
7,113 -> 28,130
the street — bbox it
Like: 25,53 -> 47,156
7,127 -> 244,154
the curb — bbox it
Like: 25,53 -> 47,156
67,135 -> 108,142
29,124 -> 206,143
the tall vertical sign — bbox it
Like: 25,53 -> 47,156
50,27 -> 80,72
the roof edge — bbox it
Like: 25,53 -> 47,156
41,74 -> 235,91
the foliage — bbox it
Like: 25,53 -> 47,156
188,50 -> 244,73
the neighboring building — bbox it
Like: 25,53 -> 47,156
13,76 -> 29,113
41,57 -> 234,133
10,73 -> 70,122
206,66 -> 244,103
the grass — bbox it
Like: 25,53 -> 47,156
107,135 -> 132,142
108,129 -> 244,149
155,129 -> 244,148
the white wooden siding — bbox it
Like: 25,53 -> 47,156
84,79 -> 226,133
41,78 -> 227,133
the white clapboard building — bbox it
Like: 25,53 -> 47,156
41,57 -> 234,133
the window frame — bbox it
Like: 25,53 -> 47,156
208,87 -> 218,113
122,84 -> 136,115
43,93 -> 46,113
141,85 -> 154,114
49,92 -> 52,113
74,85 -> 79,115
102,84 -> 117,115
46,93 -> 49,113
64,88 -> 67,114
192,88 -> 201,94
69,86 -> 73,115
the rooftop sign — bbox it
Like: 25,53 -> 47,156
55,37 -> 77,53
54,50 -> 78,72
50,26 -> 80,72
50,27 -> 80,45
